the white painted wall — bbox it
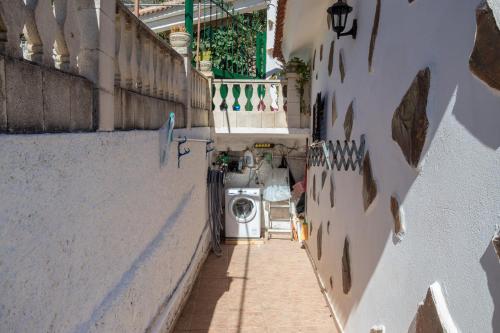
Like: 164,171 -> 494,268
266,0 -> 283,77
282,0 -> 500,332
0,130 -> 211,333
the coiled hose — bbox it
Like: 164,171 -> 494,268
207,169 -> 224,257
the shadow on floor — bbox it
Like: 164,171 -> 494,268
174,240 -> 337,333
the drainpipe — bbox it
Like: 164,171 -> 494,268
134,0 -> 140,16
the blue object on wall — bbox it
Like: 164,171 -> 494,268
159,112 -> 175,168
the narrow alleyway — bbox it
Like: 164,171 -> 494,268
174,240 -> 336,332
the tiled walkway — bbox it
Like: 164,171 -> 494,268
174,239 -> 337,333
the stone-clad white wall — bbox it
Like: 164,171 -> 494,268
0,130 -> 210,332
300,0 -> 500,332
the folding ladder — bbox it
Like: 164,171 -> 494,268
267,198 -> 293,240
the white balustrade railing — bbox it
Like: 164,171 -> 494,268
191,68 -> 211,117
0,1 -> 211,132
211,79 -> 313,130
115,2 -> 186,104
212,79 -> 286,113
0,0 -> 89,73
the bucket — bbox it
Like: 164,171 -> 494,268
301,220 -> 308,240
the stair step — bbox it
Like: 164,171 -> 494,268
268,229 -> 292,233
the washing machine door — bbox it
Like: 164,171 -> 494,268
230,196 -> 257,223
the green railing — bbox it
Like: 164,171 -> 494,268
187,0 -> 267,79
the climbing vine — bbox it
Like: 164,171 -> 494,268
286,57 -> 311,114
195,10 -> 266,77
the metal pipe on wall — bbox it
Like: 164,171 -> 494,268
134,0 -> 140,16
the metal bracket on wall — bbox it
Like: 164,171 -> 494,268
177,136 -> 191,168
206,139 -> 215,159
308,135 -> 366,174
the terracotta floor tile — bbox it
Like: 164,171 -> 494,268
174,311 -> 193,331
173,240 -> 336,333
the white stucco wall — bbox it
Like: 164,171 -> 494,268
290,1 -> 500,332
266,0 -> 282,77
0,129 -> 211,333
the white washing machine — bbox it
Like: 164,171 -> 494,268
225,188 -> 261,239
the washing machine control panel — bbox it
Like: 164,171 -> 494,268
227,188 -> 260,196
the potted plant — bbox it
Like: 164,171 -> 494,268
169,25 -> 191,48
200,50 -> 212,72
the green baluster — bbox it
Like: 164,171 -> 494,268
257,84 -> 266,111
232,84 -> 241,111
245,84 -> 253,111
220,84 -> 228,111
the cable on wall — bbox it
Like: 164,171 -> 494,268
207,168 -> 225,256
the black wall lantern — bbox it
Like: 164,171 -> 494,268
327,0 -> 357,39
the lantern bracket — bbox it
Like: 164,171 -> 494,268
327,0 -> 358,40
338,19 -> 357,39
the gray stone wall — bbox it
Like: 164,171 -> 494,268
0,55 -> 94,133
114,87 -> 187,130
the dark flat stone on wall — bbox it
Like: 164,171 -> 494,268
330,174 -> 335,208
313,49 -> 316,71
369,0 -> 381,73
317,222 -> 322,261
344,101 -> 354,141
493,229 -> 500,261
328,41 -> 335,76
331,92 -> 337,127
362,152 -> 377,211
339,50 -> 345,83
342,237 -> 351,294
313,174 -> 317,202
392,68 -> 430,167
415,283 -> 457,332
391,196 -> 405,240
469,1 -> 500,91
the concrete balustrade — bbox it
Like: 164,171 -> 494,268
114,2 -> 194,130
0,0 -> 211,133
191,68 -> 210,127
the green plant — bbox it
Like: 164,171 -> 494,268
287,57 -> 311,114
171,25 -> 186,33
201,50 -> 212,61
194,10 -> 266,77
